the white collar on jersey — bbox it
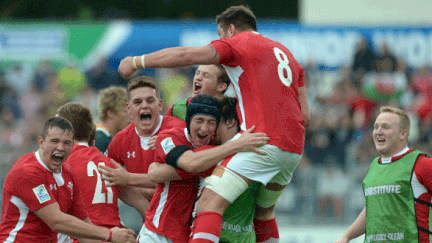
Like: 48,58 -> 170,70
381,147 -> 409,164
251,31 -> 260,35
184,128 -> 210,148
135,115 -> 164,138
77,142 -> 89,147
35,150 -> 65,186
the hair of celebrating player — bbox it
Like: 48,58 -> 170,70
216,5 -> 257,32
215,64 -> 230,94
220,96 -> 240,131
98,86 -> 128,122
186,94 -> 223,134
40,117 -> 75,139
127,75 -> 160,100
379,106 -> 411,135
57,102 -> 94,141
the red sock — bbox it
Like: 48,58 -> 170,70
254,218 -> 279,243
189,212 -> 223,243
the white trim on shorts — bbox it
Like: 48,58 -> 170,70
137,224 -> 174,243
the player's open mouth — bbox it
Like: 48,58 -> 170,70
52,153 -> 64,162
194,83 -> 202,93
376,138 -> 386,144
197,134 -> 207,140
140,113 -> 152,123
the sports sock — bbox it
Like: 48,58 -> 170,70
254,217 -> 279,243
189,212 -> 223,243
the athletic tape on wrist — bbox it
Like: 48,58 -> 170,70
132,57 -> 138,69
106,229 -> 112,242
141,55 -> 146,69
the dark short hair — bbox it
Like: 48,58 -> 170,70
127,75 -> 160,100
216,5 -> 257,32
41,117 -> 74,139
221,96 -> 240,131
186,94 -> 222,134
215,65 -> 230,94
57,102 -> 93,141
89,123 -> 97,145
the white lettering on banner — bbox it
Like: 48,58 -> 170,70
364,185 -> 401,196
373,31 -> 430,68
180,28 -> 432,68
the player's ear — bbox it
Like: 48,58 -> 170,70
38,136 -> 44,146
216,82 -> 227,94
228,24 -> 236,37
226,118 -> 236,129
158,98 -> 163,112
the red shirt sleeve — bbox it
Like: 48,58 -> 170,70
10,168 -> 57,212
298,67 -> 305,87
107,134 -> 124,166
166,104 -> 174,116
414,155 -> 432,194
210,39 -> 236,66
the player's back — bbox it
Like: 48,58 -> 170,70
211,32 -> 305,154
66,144 -> 121,228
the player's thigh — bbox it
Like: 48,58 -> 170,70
137,225 -> 173,243
223,144 -> 302,186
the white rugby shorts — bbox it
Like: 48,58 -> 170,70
137,224 -> 174,243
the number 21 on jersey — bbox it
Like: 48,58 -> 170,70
274,47 -> 293,87
87,161 -> 113,204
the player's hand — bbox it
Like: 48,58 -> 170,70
98,160 -> 130,187
234,125 -> 270,155
334,236 -> 349,243
110,227 -> 137,243
118,56 -> 137,79
148,135 -> 158,150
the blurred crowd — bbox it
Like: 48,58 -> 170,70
1,36 -> 432,224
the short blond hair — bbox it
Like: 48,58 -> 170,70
379,106 -> 410,134
98,86 -> 128,122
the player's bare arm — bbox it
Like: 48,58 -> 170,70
117,185 -> 150,220
177,126 -> 270,173
334,208 -> 366,243
98,160 -> 157,188
118,45 -> 220,79
34,203 -> 136,243
148,162 -> 182,183
298,86 -> 311,127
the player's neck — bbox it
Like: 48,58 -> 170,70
102,120 -> 115,137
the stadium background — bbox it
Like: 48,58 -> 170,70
1,0 -> 432,242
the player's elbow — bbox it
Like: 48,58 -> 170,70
303,113 -> 311,127
148,168 -> 163,183
47,217 -> 68,233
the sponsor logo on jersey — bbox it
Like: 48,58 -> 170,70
127,151 -> 136,158
32,184 -> 51,204
161,137 -> 175,154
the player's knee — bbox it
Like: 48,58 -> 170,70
204,167 -> 248,203
256,185 -> 285,210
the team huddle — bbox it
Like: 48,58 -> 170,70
2,4 -> 430,243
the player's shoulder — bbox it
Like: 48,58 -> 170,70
158,127 -> 186,140
10,152 -> 46,178
162,115 -> 186,128
112,123 -> 136,141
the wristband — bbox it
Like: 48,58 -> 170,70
132,56 -> 138,69
141,55 -> 146,69
106,229 -> 113,242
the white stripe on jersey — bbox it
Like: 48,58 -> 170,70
153,182 -> 170,228
193,232 -> 219,242
5,196 -> 29,243
221,65 -> 247,131
412,172 -> 428,198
